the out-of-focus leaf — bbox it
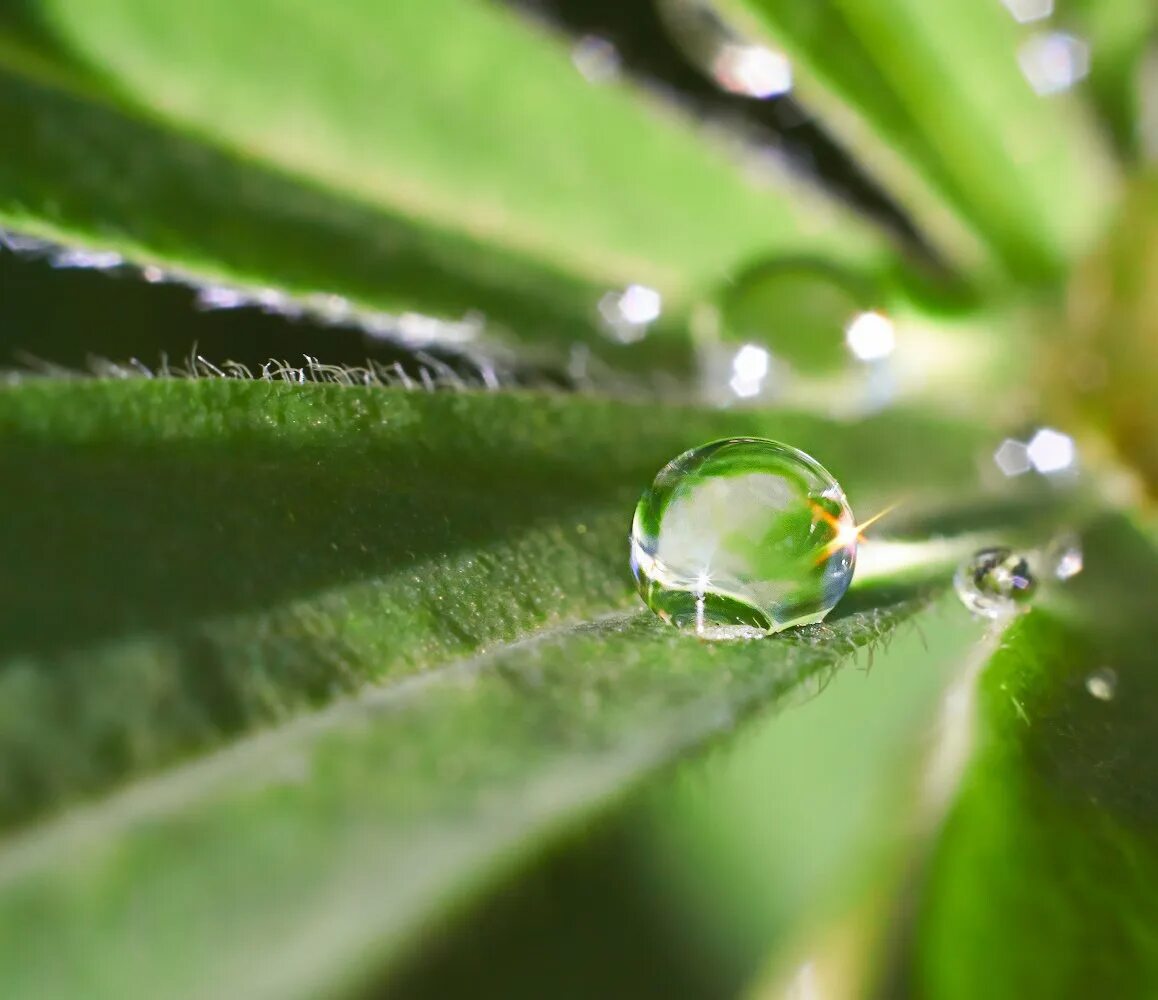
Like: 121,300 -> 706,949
0,377 -> 995,998
1061,172 -> 1158,491
1059,0 -> 1158,156
903,515 -> 1158,998
0,0 -> 893,373
723,0 -> 1118,283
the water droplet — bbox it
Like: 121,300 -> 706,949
954,547 -> 1037,619
657,0 -> 792,99
1085,667 -> 1117,702
1000,0 -> 1053,24
572,35 -> 621,84
993,437 -> 1032,477
630,438 -> 857,639
1026,427 -> 1077,474
598,284 -> 662,343
1046,533 -> 1083,581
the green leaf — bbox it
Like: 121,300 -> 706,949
0,378 -> 987,823
0,377 -> 990,997
905,515 -> 1158,998
1059,0 -> 1158,157
595,592 -> 989,990
722,0 -> 1118,282
0,0 -> 892,372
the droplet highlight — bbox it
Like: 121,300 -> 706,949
598,284 -> 662,343
954,547 -> 1037,619
657,0 -> 792,99
1085,667 -> 1117,702
1047,533 -> 1083,581
631,438 -> 857,639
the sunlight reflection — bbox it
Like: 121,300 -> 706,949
727,343 -> 770,398
1026,427 -> 1076,474
712,43 -> 792,98
598,284 -> 662,343
1018,32 -> 1090,96
1000,0 -> 1053,24
844,310 -> 895,362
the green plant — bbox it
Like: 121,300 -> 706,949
0,0 -> 1155,996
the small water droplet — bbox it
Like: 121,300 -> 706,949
1046,533 -> 1083,581
1085,667 -> 1117,701
1000,0 -> 1053,24
1026,427 -> 1077,474
598,284 -> 662,343
657,0 -> 792,99
631,437 -> 857,639
572,35 -> 621,84
954,547 -> 1037,619
993,437 -> 1032,477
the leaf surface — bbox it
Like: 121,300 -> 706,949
0,377 -> 991,998
906,515 -> 1158,998
725,0 -> 1117,282
0,0 -> 891,371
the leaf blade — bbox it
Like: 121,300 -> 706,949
0,0 -> 894,369
906,515 -> 1158,998
724,0 -> 1119,282
0,377 -> 997,998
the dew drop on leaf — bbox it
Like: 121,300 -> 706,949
630,437 -> 857,640
953,547 -> 1037,619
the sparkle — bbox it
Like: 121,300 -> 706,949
1027,427 -> 1076,474
845,310 -> 896,361
994,438 -> 1031,477
811,499 -> 901,563
711,43 -> 792,98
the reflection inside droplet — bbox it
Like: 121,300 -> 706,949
1018,32 -> 1090,96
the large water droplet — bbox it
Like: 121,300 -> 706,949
954,547 -> 1037,619
631,438 -> 857,639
